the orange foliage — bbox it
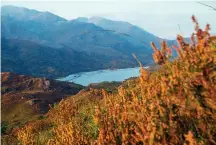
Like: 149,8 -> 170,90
15,16 -> 216,145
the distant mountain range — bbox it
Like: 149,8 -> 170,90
76,16 -> 162,45
1,5 -> 176,78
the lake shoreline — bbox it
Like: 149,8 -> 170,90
57,66 -> 148,86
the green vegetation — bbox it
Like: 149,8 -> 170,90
2,102 -> 39,128
1,122 -> 8,135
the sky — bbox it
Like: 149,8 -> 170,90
1,0 -> 216,39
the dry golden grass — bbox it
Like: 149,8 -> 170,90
14,16 -> 216,145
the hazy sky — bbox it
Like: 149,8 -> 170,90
2,0 -> 216,39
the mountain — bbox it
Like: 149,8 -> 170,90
1,5 -> 66,23
75,16 -> 168,46
1,72 -> 83,129
88,17 -> 160,43
1,5 -> 166,78
2,6 -> 152,51
75,17 -> 89,23
2,38 -> 140,78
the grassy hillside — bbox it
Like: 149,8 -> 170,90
1,72 -> 83,137
2,16 -> 216,145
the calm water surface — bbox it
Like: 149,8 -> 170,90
57,67 -> 148,86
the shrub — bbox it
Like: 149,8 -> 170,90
1,122 -> 8,135
14,16 -> 216,145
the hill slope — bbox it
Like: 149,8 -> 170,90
88,16 -> 160,44
1,5 -> 66,23
4,18 -> 216,145
76,16 -> 178,46
2,38 -> 140,78
2,12 -> 153,58
1,72 -> 83,130
1,5 -> 161,78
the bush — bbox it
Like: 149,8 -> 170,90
14,16 -> 216,145
1,87 -> 14,94
1,122 -> 8,135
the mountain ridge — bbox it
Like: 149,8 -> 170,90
1,5 -> 170,78
1,5 -> 67,23
1,38 -> 141,78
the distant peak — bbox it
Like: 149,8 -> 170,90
2,5 -> 39,12
89,16 -> 104,21
90,16 -> 104,19
75,17 -> 89,22
89,16 -> 131,25
1,5 -> 67,22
